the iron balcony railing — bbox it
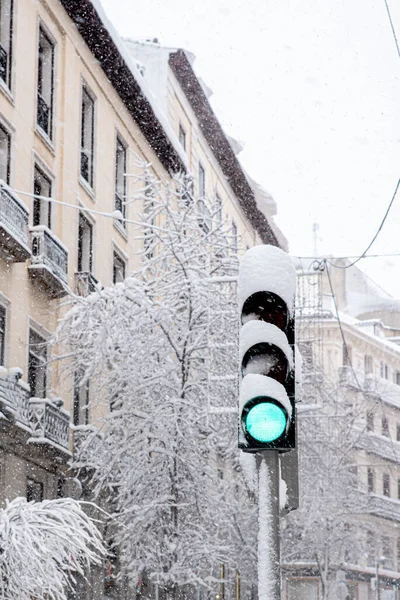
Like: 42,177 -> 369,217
0,372 -> 30,427
30,226 -> 68,285
29,398 -> 70,452
0,181 -> 30,260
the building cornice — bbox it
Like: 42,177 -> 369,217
59,0 -> 185,174
168,49 -> 280,247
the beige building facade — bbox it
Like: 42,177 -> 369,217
0,0 -> 284,597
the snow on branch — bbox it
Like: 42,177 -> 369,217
0,497 -> 105,600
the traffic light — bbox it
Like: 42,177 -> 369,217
238,245 -> 296,452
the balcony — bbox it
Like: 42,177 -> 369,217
355,429 -> 400,463
73,424 -> 102,461
0,182 -> 30,262
28,398 -> 70,453
29,226 -> 68,297
75,271 -> 100,297
0,370 -> 30,428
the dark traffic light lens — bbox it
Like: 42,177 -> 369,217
245,403 -> 287,443
241,343 -> 289,383
241,291 -> 288,331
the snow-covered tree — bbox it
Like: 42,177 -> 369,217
281,372 -> 371,600
56,163 -> 257,598
0,497 -> 105,600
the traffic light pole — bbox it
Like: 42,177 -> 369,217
257,450 -> 281,600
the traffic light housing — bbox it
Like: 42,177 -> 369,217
238,245 -> 296,452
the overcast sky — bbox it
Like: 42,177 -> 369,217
100,0 -> 400,296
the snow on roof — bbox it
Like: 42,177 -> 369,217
238,245 -> 297,316
88,0 -> 187,170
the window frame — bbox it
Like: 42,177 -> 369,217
26,477 -> 44,502
0,0 -> 14,89
382,415 -> 389,437
33,164 -> 52,229
0,304 -> 6,366
231,219 -> 238,254
0,122 -> 11,184
383,473 -> 391,497
80,83 -> 95,188
198,163 -> 205,199
73,371 -> 90,426
367,468 -> 374,493
77,212 -> 93,273
178,123 -> 186,151
36,24 -> 55,140
28,329 -> 47,399
113,251 -> 126,284
115,135 -> 127,223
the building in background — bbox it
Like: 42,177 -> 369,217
0,0 -> 286,598
284,259 -> 400,600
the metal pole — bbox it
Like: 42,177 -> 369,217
220,564 -> 225,600
257,450 -> 280,600
235,570 -> 240,600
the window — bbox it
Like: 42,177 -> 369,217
0,304 -> 5,365
80,85 -> 95,186
396,372 -> 400,386
143,184 -> 155,259
367,412 -> 374,432
73,372 -> 89,426
178,123 -> 186,150
397,424 -> 400,441
385,364 -> 390,380
367,468 -> 374,493
113,252 -> 125,284
364,355 -> 373,375
349,465 -> 358,488
382,416 -> 389,437
343,344 -> 352,366
56,478 -> 65,498
231,220 -> 238,254
198,196 -> 211,234
0,0 -> 13,87
380,361 -> 384,378
198,163 -> 205,198
0,124 -> 10,183
383,536 -> 394,570
37,27 -> 54,138
28,329 -> 47,398
398,478 -> 400,500
33,166 -> 51,228
26,478 -> 43,502
115,137 -> 126,221
215,193 -> 222,227
383,473 -> 391,497
77,213 -> 93,273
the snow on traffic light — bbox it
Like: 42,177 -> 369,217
238,245 -> 296,452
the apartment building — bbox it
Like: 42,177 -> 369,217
284,260 -> 400,600
0,0 -> 284,597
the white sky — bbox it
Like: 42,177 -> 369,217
100,0 -> 400,296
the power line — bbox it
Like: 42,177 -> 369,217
383,0 -> 400,60
295,252 -> 400,261
325,176 -> 400,270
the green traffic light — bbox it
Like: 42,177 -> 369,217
245,402 -> 287,443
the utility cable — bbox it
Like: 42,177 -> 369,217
383,0 -> 400,60
325,176 -> 400,270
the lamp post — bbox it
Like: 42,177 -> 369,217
375,555 -> 386,600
